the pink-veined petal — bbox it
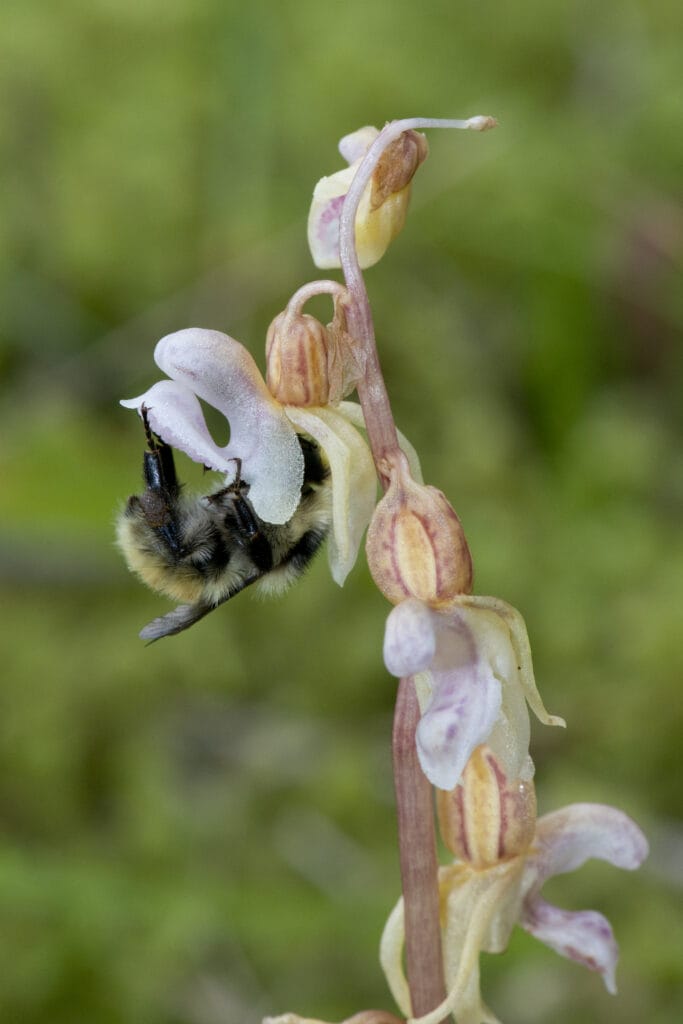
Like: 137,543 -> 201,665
308,127 -> 381,270
308,163 -> 358,269
285,404 -> 377,585
526,803 -> 649,892
415,611 -> 502,790
520,899 -> 619,994
121,380 -> 233,474
520,803 -> 648,994
383,599 -> 437,678
153,328 -> 304,524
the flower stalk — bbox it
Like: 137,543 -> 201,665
393,676 -> 447,1020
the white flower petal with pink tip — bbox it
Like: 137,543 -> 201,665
525,803 -> 650,888
415,621 -> 503,791
122,328 -> 305,525
121,379 -> 231,473
519,803 -> 648,994
521,899 -> 620,993
383,598 -> 436,677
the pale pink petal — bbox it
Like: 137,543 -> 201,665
520,804 -> 648,994
520,899 -> 619,994
416,612 -> 502,790
383,598 -> 437,677
307,164 -> 357,269
153,328 -> 304,524
526,803 -> 649,890
121,380 -> 233,473
338,125 -> 379,164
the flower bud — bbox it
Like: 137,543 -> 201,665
266,310 -> 333,406
436,745 -> 537,869
370,129 -> 429,211
308,127 -> 428,269
365,454 -> 473,604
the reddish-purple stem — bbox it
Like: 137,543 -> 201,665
393,678 -> 446,1020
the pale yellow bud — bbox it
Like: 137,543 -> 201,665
436,745 -> 537,869
365,454 -> 472,605
266,311 -> 332,406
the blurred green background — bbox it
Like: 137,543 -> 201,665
1,1 -> 681,1022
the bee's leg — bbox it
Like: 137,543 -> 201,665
126,407 -> 183,554
139,565 -> 262,642
139,406 -> 179,497
229,493 -> 274,573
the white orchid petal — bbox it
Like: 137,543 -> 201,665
456,605 -> 532,781
378,896 -> 412,1017
526,803 -> 649,891
383,599 -> 437,678
308,160 -> 402,270
338,125 -> 379,164
121,380 -> 233,474
153,328 -> 304,524
285,404 -> 377,585
415,612 -> 503,790
520,899 -> 619,994
411,864 -> 515,1024
459,596 -> 565,728
338,401 -> 424,483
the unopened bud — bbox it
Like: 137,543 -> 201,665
365,454 -> 472,604
266,310 -> 333,406
436,745 -> 537,869
370,129 -> 429,211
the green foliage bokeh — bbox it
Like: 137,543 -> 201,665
1,2 -> 681,1022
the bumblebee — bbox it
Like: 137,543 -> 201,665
117,409 -> 331,640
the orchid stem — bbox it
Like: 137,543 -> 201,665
393,677 -> 446,1021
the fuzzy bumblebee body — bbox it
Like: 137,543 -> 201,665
117,411 -> 331,640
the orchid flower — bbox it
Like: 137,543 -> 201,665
382,594 -> 565,791
121,313 -> 379,586
380,746 -> 649,1024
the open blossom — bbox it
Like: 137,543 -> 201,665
380,746 -> 649,1024
121,326 -> 377,585
383,595 -> 565,790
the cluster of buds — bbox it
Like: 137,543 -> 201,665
118,115 -> 648,1024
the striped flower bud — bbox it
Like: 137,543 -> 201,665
436,745 -> 537,869
365,453 -> 473,605
266,310 -> 333,406
370,129 -> 429,211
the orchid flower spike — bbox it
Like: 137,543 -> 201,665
380,746 -> 649,1024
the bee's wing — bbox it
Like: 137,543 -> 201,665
139,572 -> 262,642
